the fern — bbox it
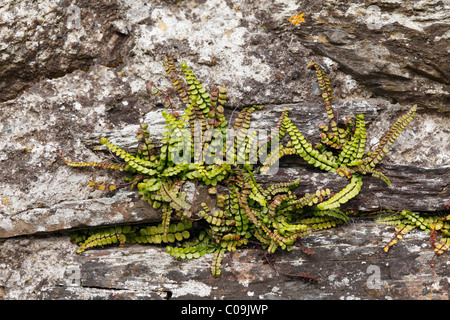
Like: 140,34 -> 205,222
71,225 -> 131,254
72,221 -> 193,254
64,54 -> 418,277
363,105 -> 417,168
376,211 -> 450,266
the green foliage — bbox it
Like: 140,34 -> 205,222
376,211 -> 450,266
63,55 -> 418,277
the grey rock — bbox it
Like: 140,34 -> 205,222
270,0 -> 450,111
0,221 -> 447,300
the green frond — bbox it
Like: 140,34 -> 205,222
163,53 -> 190,106
363,105 -> 417,168
313,208 -> 349,223
161,205 -> 173,236
283,115 -> 338,172
262,178 -> 301,199
101,137 -> 158,176
375,212 -> 405,226
299,215 -> 343,231
57,151 -> 126,171
308,62 -> 342,146
74,225 -> 132,254
383,224 -> 416,252
259,108 -> 289,150
376,210 -> 450,265
316,174 -> 363,210
434,237 -> 450,256
260,145 -> 297,174
160,181 -> 192,214
127,221 -> 192,245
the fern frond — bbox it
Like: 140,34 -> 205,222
129,221 -> 191,245
353,166 -> 392,187
399,210 -> 433,233
375,212 -> 405,226
262,178 -> 301,199
313,208 -> 349,223
337,114 -> 366,166
161,205 -> 173,236
308,62 -> 341,145
100,138 -> 158,176
160,181 -> 192,214
258,108 -> 289,150
260,145 -> 297,174
218,236 -> 248,252
74,225 -> 132,254
163,53 -> 190,106
57,151 -> 126,171
383,224 -> 416,252
299,215 -> 342,231
211,247 -> 226,277
434,237 -> 450,256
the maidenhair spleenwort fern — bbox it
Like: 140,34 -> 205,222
376,210 -> 450,266
62,53 -> 422,277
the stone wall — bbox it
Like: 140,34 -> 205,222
0,0 -> 448,299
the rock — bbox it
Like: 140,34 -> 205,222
1,93 -> 448,238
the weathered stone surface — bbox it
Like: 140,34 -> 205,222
0,0 -> 449,300
0,221 -> 447,300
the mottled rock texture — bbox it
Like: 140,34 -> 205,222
0,0 -> 449,299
